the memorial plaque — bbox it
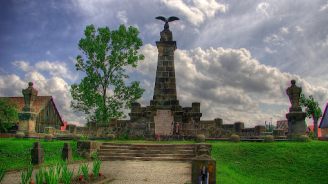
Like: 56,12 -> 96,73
154,110 -> 173,135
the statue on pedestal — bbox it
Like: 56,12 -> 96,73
22,82 -> 38,112
18,82 -> 38,136
156,16 -> 179,42
285,80 -> 306,139
286,80 -> 302,112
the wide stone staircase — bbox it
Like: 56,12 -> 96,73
98,143 -> 196,161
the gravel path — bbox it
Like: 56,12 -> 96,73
2,160 -> 191,184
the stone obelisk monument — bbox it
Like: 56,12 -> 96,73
150,16 -> 180,110
17,82 -> 38,137
286,80 -> 307,139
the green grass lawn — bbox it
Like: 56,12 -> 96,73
0,138 -> 84,171
209,141 -> 328,184
1,138 -> 327,184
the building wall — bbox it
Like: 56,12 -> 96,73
35,101 -> 62,133
321,128 -> 328,137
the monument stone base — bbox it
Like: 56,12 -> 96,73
18,112 -> 37,137
286,111 -> 307,140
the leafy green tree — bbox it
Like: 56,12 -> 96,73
71,24 -> 145,125
299,94 -> 322,139
0,99 -> 18,133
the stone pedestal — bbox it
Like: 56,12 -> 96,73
62,143 -> 72,162
18,112 -> 37,136
31,142 -> 44,165
17,82 -> 38,137
192,144 -> 216,184
192,158 -> 216,184
286,111 -> 307,139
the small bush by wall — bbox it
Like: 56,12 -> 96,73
44,134 -> 53,141
196,134 -> 206,143
264,135 -> 274,142
230,134 -> 240,142
298,135 -> 311,142
15,132 -> 25,138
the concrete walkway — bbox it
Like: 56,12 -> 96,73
2,160 -> 191,184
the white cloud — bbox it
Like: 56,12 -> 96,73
256,2 -> 270,17
280,27 -> 289,34
0,74 -> 26,96
265,47 -> 277,54
263,34 -> 286,46
161,0 -> 227,26
319,35 -> 328,47
14,60 -> 78,81
12,60 -> 78,82
136,44 -> 328,126
295,25 -> 304,33
116,10 -> 128,24
319,1 -> 328,11
13,61 -> 31,72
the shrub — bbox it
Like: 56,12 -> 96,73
264,135 -> 274,142
106,134 -> 116,139
79,163 -> 89,181
196,134 -> 206,143
44,134 -> 54,141
80,135 -> 89,140
298,135 -> 311,142
91,152 -> 98,160
73,134 -> 82,141
308,131 -> 315,139
16,131 -> 25,138
230,134 -> 240,142
21,164 -> 33,184
117,132 -> 129,140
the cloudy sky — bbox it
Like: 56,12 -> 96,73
1,0 -> 328,127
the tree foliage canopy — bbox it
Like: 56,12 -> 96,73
70,24 -> 145,124
299,94 -> 322,119
0,99 -> 18,132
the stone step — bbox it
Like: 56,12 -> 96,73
98,149 -> 194,154
99,156 -> 194,161
100,145 -> 195,149
100,144 -> 195,148
98,152 -> 195,158
99,147 -> 194,152
98,143 -> 198,161
101,143 -> 195,147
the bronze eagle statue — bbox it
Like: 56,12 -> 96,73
155,16 -> 179,30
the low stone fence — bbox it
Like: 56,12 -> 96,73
0,133 -> 16,138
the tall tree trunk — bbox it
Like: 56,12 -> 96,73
313,116 -> 318,139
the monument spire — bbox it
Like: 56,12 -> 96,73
151,16 -> 180,109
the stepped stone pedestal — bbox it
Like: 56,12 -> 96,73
17,82 -> 38,137
286,80 -> 307,139
286,111 -> 307,139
